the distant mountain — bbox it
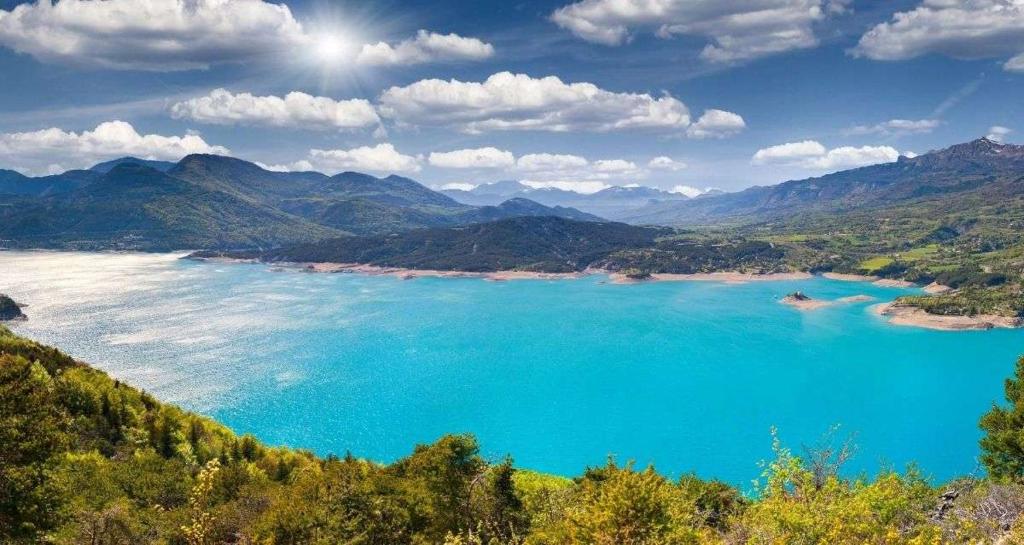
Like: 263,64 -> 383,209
624,138 -> 1024,226
90,156 -> 177,174
0,168 -> 100,196
249,216 -> 664,273
0,155 -> 600,250
443,181 -> 689,220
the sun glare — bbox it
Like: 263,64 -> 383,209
314,34 -> 351,63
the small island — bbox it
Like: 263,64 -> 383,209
0,294 -> 26,321
781,291 -> 832,310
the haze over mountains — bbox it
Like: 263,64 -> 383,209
441,181 -> 693,220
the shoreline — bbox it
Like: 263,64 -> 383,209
190,256 -> 817,284
610,271 -> 813,284
822,272 -> 919,289
870,302 -> 1023,331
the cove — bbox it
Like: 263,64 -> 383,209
2,250 -> 1021,486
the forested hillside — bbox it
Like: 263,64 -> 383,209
6,325 -> 1024,544
0,155 -> 599,251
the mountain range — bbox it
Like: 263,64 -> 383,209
622,138 -> 1024,226
442,181 -> 692,220
0,155 -> 599,251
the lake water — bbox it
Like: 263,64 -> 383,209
2,250 -> 1022,486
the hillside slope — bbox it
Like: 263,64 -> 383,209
256,216 -> 664,272
0,156 -> 601,250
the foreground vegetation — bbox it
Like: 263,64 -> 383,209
5,325 -> 1024,544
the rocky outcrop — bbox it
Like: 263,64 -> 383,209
0,294 -> 26,321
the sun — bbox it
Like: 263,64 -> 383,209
314,34 -> 350,62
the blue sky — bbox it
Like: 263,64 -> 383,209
0,0 -> 1021,194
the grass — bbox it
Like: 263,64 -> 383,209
858,256 -> 895,272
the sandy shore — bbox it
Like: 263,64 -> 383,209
872,278 -> 916,288
304,262 -> 587,281
871,303 -> 1023,331
781,295 -> 832,310
823,272 -> 878,282
923,282 -> 953,294
610,271 -> 813,284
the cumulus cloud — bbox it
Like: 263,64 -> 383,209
513,152 -> 646,192
306,143 -> 421,173
550,0 -> 839,63
686,109 -> 747,139
752,140 -> 900,170
853,0 -> 1024,72
845,118 -> 941,136
0,0 -> 308,71
988,125 -> 1013,142
169,89 -> 380,131
428,147 -> 515,169
516,153 -> 590,171
669,185 -> 704,198
751,140 -> 827,164
593,159 -> 639,173
0,120 -> 228,174
357,30 -> 494,66
648,156 -> 687,170
378,72 -> 737,137
1008,52 -> 1024,72
255,160 -> 314,172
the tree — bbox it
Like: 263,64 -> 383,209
0,355 -> 69,541
981,356 -> 1024,480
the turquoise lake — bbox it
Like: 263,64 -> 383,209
2,250 -> 1023,486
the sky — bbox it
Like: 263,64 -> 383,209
0,0 -> 1021,194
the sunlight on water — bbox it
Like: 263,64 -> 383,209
2,250 -> 1023,485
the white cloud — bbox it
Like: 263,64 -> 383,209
803,146 -> 901,170
379,72 -> 741,136
752,140 -> 900,170
306,143 -> 421,173
648,156 -> 687,170
0,0 -> 308,71
686,109 -> 747,139
438,182 -> 478,191
550,0 -> 838,63
255,159 -> 314,172
669,185 -> 703,198
428,147 -> 515,169
988,125 -> 1013,142
357,30 -> 494,66
845,118 -> 940,136
1008,52 -> 1024,72
170,89 -> 380,131
520,180 -> 611,194
751,140 -> 827,164
593,159 -> 639,172
0,120 -> 228,174
516,153 -> 590,171
514,152 -> 645,190
853,0 -> 1024,73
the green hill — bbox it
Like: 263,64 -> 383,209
256,216 -> 665,272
